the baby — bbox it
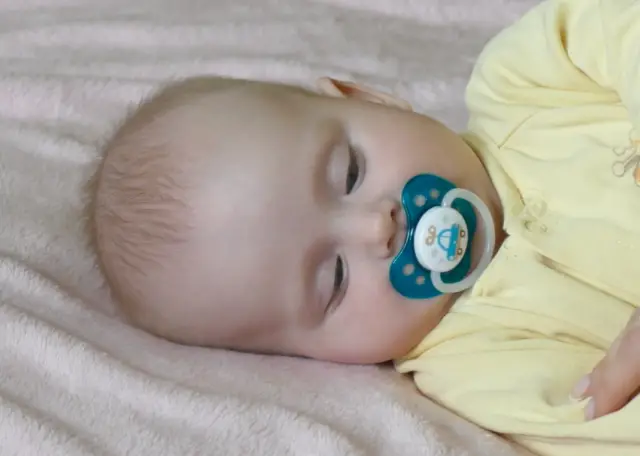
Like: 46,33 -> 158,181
93,0 -> 640,455
93,74 -> 504,362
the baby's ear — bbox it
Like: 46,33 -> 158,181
316,77 -> 412,111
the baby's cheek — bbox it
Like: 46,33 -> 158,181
372,293 -> 435,342
320,292 -> 442,363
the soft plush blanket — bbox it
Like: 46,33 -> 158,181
0,0 -> 540,454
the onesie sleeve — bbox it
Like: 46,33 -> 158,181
466,0 -> 640,147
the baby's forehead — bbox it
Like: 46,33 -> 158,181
162,79 -> 343,231
189,86 -> 330,235
184,84 -> 331,165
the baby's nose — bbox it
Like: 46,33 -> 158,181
353,199 -> 400,258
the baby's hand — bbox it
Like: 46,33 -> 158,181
572,308 -> 640,420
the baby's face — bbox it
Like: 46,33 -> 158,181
183,80 -> 501,363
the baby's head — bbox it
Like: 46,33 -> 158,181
93,76 -> 501,364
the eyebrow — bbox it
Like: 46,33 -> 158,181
311,120 -> 346,205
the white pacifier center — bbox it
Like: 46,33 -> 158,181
414,207 -> 468,273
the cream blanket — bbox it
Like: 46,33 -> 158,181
0,0 -> 539,454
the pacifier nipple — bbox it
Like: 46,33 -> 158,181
389,175 -> 495,300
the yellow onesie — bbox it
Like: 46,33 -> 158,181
395,1 -> 640,455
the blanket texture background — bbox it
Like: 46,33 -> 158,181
0,0 -> 540,454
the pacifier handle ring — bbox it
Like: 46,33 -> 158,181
431,188 -> 496,294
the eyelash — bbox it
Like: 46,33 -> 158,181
328,143 -> 362,312
345,145 -> 362,194
329,255 -> 346,312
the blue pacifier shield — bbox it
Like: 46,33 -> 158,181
389,174 -> 477,299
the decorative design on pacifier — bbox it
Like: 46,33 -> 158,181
389,174 -> 496,299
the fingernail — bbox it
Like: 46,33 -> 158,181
585,399 -> 595,421
571,375 -> 591,399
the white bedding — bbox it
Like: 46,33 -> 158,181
0,0 -> 541,454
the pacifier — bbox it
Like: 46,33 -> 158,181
389,174 -> 495,299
